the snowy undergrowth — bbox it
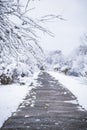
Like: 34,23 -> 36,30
48,71 -> 87,110
0,71 -> 39,128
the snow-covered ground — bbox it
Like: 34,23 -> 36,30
0,70 -> 87,128
0,71 -> 39,128
49,71 -> 87,111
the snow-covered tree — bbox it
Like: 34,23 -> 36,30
0,0 -> 64,84
0,0 -> 46,63
0,0 -> 47,84
67,40 -> 87,77
46,50 -> 66,71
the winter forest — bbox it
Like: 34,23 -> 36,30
0,0 -> 87,129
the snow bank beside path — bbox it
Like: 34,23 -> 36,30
0,71 -> 39,128
49,71 -> 87,110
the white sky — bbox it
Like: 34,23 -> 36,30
15,0 -> 87,55
26,0 -> 87,55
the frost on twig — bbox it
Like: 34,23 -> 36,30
39,14 -> 65,22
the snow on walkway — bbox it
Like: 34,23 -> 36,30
1,72 -> 87,130
0,72 -> 39,128
49,71 -> 87,110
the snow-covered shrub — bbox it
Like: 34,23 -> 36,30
4,62 -> 33,82
0,74 -> 12,85
60,66 -> 70,75
68,43 -> 87,77
81,67 -> 87,77
68,69 -> 80,77
40,66 -> 45,71
0,62 -> 35,84
53,64 -> 61,71
84,71 -> 87,77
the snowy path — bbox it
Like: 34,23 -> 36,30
49,71 -> 87,110
1,72 -> 87,130
0,72 -> 39,128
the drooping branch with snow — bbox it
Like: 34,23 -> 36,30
0,0 -> 46,68
0,0 -> 64,80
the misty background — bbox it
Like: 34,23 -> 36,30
24,0 -> 87,55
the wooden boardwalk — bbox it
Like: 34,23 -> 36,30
1,72 -> 87,130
